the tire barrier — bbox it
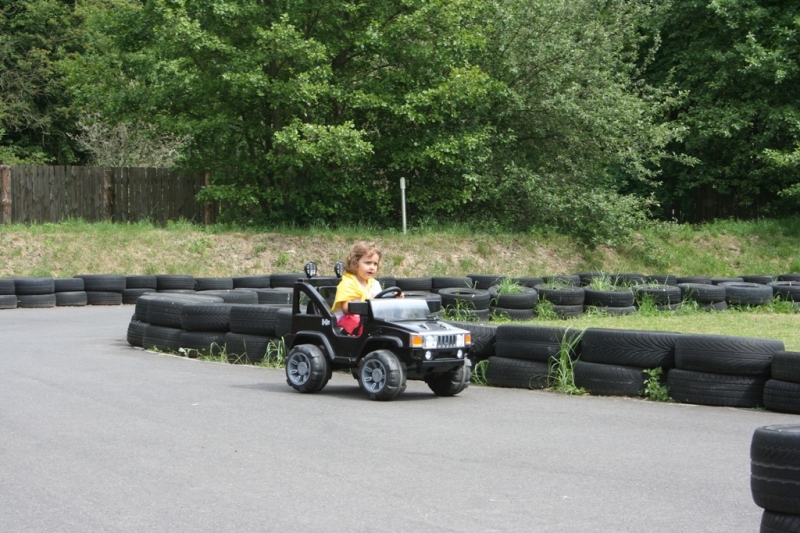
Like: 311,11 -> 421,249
194,277 -> 234,291
752,425 -> 800,525
468,274 -> 505,290
431,276 -> 473,293
2,269 -> 799,412
129,291 -> 281,363
232,275 -> 271,289
721,282 -> 774,306
0,268 -> 791,321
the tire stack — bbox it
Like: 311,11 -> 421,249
225,305 -> 287,363
395,277 -> 433,292
536,283 -> 585,318
668,334 -> 784,407
712,277 -> 744,285
269,273 -> 304,288
75,274 -> 125,305
763,351 -> 800,414
721,282 -> 774,307
633,284 -> 682,311
486,325 -> 582,389
431,276 -> 473,293
751,425 -> 800,532
128,291 -> 289,363
583,285 -> 635,316
0,279 -> 16,309
487,284 -> 537,320
678,283 -> 727,311
468,274 -> 505,290
15,277 -> 56,308
770,282 -> 800,306
233,275 -> 271,289
54,277 -> 87,307
444,320 -> 497,366
124,275 -> 157,304
574,329 -> 679,396
438,287 -> 491,321
156,274 -> 196,294
245,287 -> 294,306
195,277 -> 234,291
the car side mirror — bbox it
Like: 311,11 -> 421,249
348,301 -> 369,316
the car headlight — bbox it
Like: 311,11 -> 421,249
424,335 -> 437,349
455,334 -> 465,347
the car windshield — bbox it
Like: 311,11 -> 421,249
370,298 -> 430,320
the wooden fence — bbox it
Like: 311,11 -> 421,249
0,166 -> 216,225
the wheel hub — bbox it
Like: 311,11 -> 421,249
362,360 -> 387,392
288,354 -> 311,385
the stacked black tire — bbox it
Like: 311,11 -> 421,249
128,291 -> 291,363
124,275 -> 157,303
752,425 -> 800,532
574,329 -> 679,396
15,277 -> 56,308
487,285 -> 537,321
0,278 -> 16,309
535,283 -> 585,318
667,334 -> 784,407
583,286 -> 635,316
632,284 -> 682,311
485,325 -> 582,389
678,282 -> 728,311
55,277 -> 87,306
435,277 -> 491,320
721,282 -> 774,307
764,351 -> 800,414
75,274 -> 125,305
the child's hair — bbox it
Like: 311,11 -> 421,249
344,241 -> 382,274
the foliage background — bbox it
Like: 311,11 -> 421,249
1,0 -> 798,244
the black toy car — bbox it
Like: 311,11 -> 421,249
284,263 -> 472,401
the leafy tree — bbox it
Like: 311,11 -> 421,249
0,0 -> 89,164
469,0 -> 680,243
644,0 -> 800,220
69,0 -> 678,243
69,0 -> 499,224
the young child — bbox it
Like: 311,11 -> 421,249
332,241 -> 383,335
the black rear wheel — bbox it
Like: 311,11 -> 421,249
285,344 -> 330,393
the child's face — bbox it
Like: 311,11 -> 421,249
356,253 -> 380,282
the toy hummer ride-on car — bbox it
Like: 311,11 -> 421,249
284,262 -> 473,401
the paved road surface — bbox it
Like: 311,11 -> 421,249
1,306 -> 794,532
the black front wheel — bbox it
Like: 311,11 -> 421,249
286,344 -> 330,393
359,350 -> 406,401
425,361 -> 471,397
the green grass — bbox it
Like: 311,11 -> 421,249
2,215 -> 800,280
528,305 -> 800,350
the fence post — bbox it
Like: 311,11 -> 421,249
204,172 -> 213,225
1,165 -> 11,224
103,168 -> 115,221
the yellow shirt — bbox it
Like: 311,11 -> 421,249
332,272 -> 380,316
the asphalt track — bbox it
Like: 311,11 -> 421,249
1,305 -> 795,532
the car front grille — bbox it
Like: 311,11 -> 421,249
437,334 -> 457,348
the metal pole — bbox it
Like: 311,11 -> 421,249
400,177 -> 407,234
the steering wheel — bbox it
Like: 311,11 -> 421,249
375,286 -> 403,299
